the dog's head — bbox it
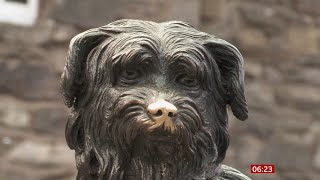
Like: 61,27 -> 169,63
61,19 -> 248,179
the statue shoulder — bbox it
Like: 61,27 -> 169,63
215,164 -> 252,180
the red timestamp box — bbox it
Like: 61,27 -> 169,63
250,164 -> 275,174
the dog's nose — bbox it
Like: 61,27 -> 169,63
147,99 -> 177,132
147,99 -> 177,121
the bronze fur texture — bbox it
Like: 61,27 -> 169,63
61,19 -> 250,180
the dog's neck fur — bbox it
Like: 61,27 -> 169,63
61,19 -> 250,180
125,157 -> 182,179
124,162 -> 251,180
119,137 -> 200,179
111,134 -> 218,179
124,159 -> 221,179
124,138 -> 180,179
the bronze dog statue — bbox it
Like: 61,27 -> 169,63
61,19 -> 250,180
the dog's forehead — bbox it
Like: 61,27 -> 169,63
104,23 -> 210,64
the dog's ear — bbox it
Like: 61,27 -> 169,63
204,38 -> 248,121
61,28 -> 110,107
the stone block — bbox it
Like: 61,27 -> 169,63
258,133 -> 313,170
6,141 -> 74,166
51,24 -> 79,43
230,111 -> 276,139
249,173 -> 281,180
238,3 -> 299,36
314,144 -> 320,170
280,172 -> 311,180
52,0 -> 200,27
295,55 -> 320,68
310,173 -> 320,180
0,60 -> 60,100
245,82 -> 276,111
275,84 -> 320,111
0,97 -> 31,128
262,66 -> 284,83
236,135 -> 264,165
286,67 -> 320,86
294,0 -> 320,16
2,140 -> 76,179
284,27 -> 320,55
31,105 -> 68,134
273,108 -> 313,134
235,27 -> 268,52
0,135 -> 23,157
52,0 -> 122,27
165,0 -> 200,27
244,60 -> 264,80
0,23 -> 53,45
200,0 -> 225,22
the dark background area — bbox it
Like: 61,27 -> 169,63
0,0 -> 319,179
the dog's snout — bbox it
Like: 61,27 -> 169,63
147,100 -> 177,119
147,99 -> 177,132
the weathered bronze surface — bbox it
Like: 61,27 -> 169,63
61,19 -> 251,180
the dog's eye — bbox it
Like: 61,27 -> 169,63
176,75 -> 199,88
118,69 -> 142,85
123,69 -> 139,79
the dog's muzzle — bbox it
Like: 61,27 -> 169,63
147,99 -> 177,133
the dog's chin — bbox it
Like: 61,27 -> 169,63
131,130 -> 179,158
146,128 -> 177,139
110,115 -> 181,156
101,92 -> 219,178
123,128 -> 216,179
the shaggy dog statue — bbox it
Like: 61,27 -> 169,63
61,19 -> 251,180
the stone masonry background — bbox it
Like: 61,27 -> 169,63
0,0 -> 319,179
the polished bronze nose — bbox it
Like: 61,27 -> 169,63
147,99 -> 177,132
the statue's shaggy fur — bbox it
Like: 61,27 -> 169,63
61,19 -> 250,180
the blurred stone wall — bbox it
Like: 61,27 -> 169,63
0,0 -> 319,179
